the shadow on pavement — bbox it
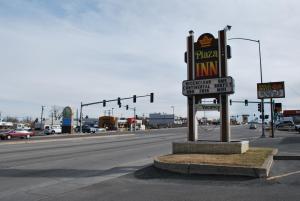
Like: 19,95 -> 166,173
134,165 -> 255,182
0,166 -> 144,178
280,136 -> 300,144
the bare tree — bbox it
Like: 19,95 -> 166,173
49,105 -> 63,120
22,116 -> 32,124
5,116 -> 19,123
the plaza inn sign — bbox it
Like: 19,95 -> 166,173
194,33 -> 219,79
184,28 -> 234,142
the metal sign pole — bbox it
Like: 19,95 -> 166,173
270,98 -> 275,138
79,102 -> 83,133
218,29 -> 230,142
187,30 -> 197,141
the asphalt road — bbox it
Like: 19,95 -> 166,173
0,125 -> 299,201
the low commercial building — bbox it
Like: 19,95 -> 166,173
148,113 -> 174,128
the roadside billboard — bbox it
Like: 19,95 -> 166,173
257,81 -> 285,99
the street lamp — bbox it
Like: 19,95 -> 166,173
228,37 -> 265,137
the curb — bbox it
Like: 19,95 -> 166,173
274,155 -> 300,160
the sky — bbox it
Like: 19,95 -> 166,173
0,0 -> 300,121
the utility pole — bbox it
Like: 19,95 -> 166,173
133,107 -> 136,132
40,106 -> 45,130
171,106 -> 175,127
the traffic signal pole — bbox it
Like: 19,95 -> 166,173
79,93 -> 153,133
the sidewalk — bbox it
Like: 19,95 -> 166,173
250,130 -> 300,160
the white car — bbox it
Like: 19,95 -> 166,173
44,125 -> 62,135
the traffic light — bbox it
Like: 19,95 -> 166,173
150,93 -> 154,103
118,97 -> 121,105
227,45 -> 231,59
133,95 -> 137,103
245,99 -> 248,106
126,105 -> 129,110
258,103 -> 261,112
275,103 -> 282,113
103,100 -> 106,107
230,99 -> 232,105
213,99 -> 217,104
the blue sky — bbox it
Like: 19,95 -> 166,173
1,0 -> 300,121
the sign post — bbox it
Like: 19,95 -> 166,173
184,28 -> 233,142
257,81 -> 285,138
186,31 -> 197,141
219,29 -> 230,142
62,106 -> 73,134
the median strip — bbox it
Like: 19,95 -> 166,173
154,148 -> 277,178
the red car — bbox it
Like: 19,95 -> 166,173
0,129 -> 35,140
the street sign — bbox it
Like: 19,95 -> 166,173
182,76 -> 234,96
62,118 -> 71,126
257,82 -> 285,99
195,104 -> 220,111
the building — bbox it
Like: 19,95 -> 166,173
282,110 -> 300,124
148,113 -> 174,128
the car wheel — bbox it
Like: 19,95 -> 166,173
26,134 -> 30,139
7,135 -> 11,140
51,131 -> 55,134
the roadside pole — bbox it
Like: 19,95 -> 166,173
40,106 -> 45,130
270,99 -> 275,138
187,30 -> 197,141
80,102 -> 83,133
134,107 -> 136,132
218,29 -> 230,142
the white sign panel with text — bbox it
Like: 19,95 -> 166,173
182,76 -> 234,96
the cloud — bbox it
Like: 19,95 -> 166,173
1,0 -> 300,120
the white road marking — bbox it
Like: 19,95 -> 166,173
267,170 -> 300,181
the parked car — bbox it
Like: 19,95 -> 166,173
0,129 -> 35,140
44,125 -> 62,135
276,121 -> 295,131
76,125 -> 96,133
249,123 -> 257,129
295,124 -> 300,133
